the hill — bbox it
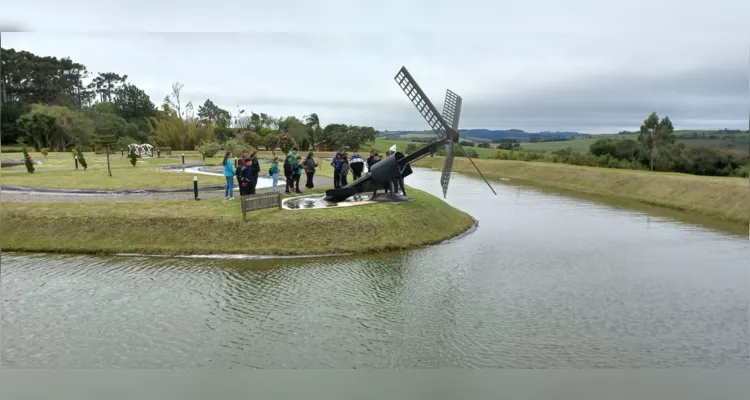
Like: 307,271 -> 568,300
379,129 -> 589,142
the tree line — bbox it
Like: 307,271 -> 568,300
494,113 -> 748,177
0,48 -> 377,154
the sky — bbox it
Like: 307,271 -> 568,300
1,0 -> 748,134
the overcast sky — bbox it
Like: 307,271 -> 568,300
1,0 -> 748,134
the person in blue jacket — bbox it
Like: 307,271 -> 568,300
221,151 -> 235,200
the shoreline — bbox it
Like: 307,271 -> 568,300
0,188 -> 477,257
413,157 -> 749,226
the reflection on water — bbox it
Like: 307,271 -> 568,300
283,193 -> 374,209
1,169 -> 748,368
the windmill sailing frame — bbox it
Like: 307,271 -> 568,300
323,66 -> 496,202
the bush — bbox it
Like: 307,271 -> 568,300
23,146 -> 35,173
76,148 -> 88,170
223,138 -> 246,155
128,146 -> 139,166
278,133 -> 296,154
41,148 -> 49,159
195,140 -> 222,157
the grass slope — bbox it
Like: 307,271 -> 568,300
0,188 -> 476,256
413,156 -> 749,224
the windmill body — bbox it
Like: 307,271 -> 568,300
323,66 -> 496,203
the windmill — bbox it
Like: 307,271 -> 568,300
323,66 -> 497,202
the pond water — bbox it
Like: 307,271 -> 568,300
1,168 -> 747,368
166,166 -> 282,189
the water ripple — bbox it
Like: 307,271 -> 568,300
2,169 -> 748,369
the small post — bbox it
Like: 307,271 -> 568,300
202,152 -> 205,161
182,153 -> 185,164
193,176 -> 200,200
74,156 -> 78,170
121,149 -> 124,157
277,192 -> 282,209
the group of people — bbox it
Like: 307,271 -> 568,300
221,147 -> 319,199
220,145 -> 406,200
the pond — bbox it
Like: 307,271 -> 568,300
1,168 -> 747,368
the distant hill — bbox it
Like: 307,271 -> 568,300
379,129 -> 590,141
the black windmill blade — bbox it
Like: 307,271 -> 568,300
440,89 -> 462,198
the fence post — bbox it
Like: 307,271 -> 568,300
277,192 -> 282,209
74,156 -> 78,170
193,176 -> 200,200
182,153 -> 185,164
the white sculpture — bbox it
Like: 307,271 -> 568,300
127,143 -> 154,157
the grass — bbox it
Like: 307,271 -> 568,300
413,156 -> 749,224
520,132 -> 750,154
362,139 -> 499,158
0,188 -> 476,256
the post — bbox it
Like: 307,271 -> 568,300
202,152 -> 205,161
74,156 -> 78,170
277,192 -> 282,209
106,148 -> 112,177
121,149 -> 124,157
193,176 -> 199,200
182,153 -> 185,164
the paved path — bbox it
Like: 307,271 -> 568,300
1,175 -> 334,203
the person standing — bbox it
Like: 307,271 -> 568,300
248,149 -> 260,195
270,156 -> 280,192
283,155 -> 293,194
339,155 -> 350,187
288,146 -> 298,166
238,158 -> 255,196
304,152 -> 318,189
330,152 -> 342,188
366,149 -> 375,172
291,156 -> 303,193
350,150 -> 364,180
222,151 -> 235,200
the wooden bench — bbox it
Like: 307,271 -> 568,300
240,192 -> 282,221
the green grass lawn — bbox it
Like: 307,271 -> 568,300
1,188 -> 476,256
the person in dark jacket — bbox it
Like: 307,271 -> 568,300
349,150 -> 364,180
248,150 -> 261,194
304,152 -> 318,189
235,157 -> 245,189
330,152 -> 342,188
283,155 -> 293,194
238,161 -> 255,196
366,149 -> 375,172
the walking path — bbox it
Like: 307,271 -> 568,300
1,176 -> 334,203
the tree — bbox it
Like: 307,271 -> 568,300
638,112 -> 675,171
113,83 -> 157,121
163,81 -> 185,118
278,133 -> 296,153
263,133 -> 280,155
477,142 -> 491,148
406,143 -> 417,154
91,72 -> 128,103
223,138 -> 246,155
304,113 -> 322,145
286,119 -> 310,149
243,130 -> 260,148
94,134 -> 117,176
0,101 -> 30,144
197,99 -> 231,128
93,112 -> 128,138
589,138 -> 617,157
76,147 -> 88,170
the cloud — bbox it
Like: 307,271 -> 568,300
1,0 -> 748,133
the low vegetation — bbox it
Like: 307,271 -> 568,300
0,188 -> 476,256
413,156 -> 749,224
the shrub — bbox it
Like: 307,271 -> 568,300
41,148 -> 49,159
76,147 -> 88,170
223,138 -> 246,155
128,146 -> 139,166
195,140 -> 222,157
278,133 -> 296,154
23,146 -> 35,173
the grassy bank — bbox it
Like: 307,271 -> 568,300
0,188 -> 476,256
413,156 -> 749,224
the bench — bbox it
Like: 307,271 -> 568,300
240,192 -> 282,221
